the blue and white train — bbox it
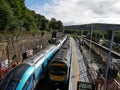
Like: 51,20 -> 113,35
0,35 -> 67,90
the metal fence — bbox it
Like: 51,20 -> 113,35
98,79 -> 120,90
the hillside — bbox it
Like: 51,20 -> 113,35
65,23 -> 120,31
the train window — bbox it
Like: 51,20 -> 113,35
50,66 -> 67,75
0,71 -> 14,89
5,80 -> 19,90
0,76 -> 9,89
23,75 -> 34,90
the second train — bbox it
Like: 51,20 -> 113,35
48,36 -> 71,88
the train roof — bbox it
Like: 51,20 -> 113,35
52,38 -> 70,62
51,58 -> 67,64
23,45 -> 56,65
6,64 -> 30,81
0,64 -> 35,90
0,64 -> 30,89
41,45 -> 56,54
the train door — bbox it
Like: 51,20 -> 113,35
23,74 -> 34,90
42,64 -> 45,73
42,63 -> 47,78
33,74 -> 36,88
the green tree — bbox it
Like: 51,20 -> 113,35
0,0 -> 64,33
49,18 -> 64,32
49,18 -> 57,30
35,14 -> 42,30
6,0 -> 26,19
23,10 -> 36,31
0,0 -> 17,31
92,30 -> 104,42
41,19 -> 49,31
86,30 -> 104,42
83,30 -> 89,35
105,29 -> 112,40
114,30 -> 120,44
57,20 -> 64,32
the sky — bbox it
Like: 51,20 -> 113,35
25,0 -> 120,25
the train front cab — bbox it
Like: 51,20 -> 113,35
49,60 -> 68,85
0,64 -> 36,90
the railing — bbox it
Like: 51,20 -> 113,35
84,38 -> 120,59
98,78 -> 120,90
110,79 -> 120,90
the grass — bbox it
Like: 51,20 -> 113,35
116,72 -> 120,81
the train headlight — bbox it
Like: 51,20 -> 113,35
63,76 -> 67,81
62,77 -> 66,81
50,77 -> 53,80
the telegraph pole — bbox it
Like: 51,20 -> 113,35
37,14 -> 39,30
104,29 -> 115,90
89,25 -> 93,56
6,43 -> 10,68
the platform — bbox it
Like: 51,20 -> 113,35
69,37 -> 89,90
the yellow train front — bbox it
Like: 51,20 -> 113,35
49,60 -> 68,83
48,37 -> 71,87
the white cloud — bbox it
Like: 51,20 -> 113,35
27,0 -> 120,25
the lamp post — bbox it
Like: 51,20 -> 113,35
89,25 -> 93,56
6,43 -> 10,68
37,14 -> 39,30
81,28 -> 83,45
104,28 -> 115,90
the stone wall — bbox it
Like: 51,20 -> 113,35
0,32 -> 63,62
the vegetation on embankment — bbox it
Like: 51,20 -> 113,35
84,41 -> 104,64
0,0 -> 64,33
0,0 -> 65,61
65,29 -> 120,53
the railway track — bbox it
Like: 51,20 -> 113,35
35,74 -> 55,90
84,38 -> 120,59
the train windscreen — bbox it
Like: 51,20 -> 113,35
50,65 -> 67,75
5,80 -> 19,90
0,74 -> 19,90
0,64 -> 30,90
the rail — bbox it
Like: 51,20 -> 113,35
84,38 -> 120,58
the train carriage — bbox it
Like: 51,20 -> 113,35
0,35 -> 67,90
49,37 -> 71,85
